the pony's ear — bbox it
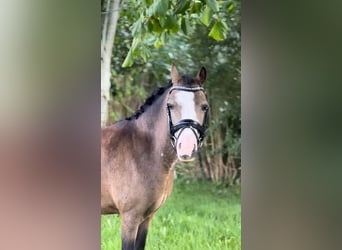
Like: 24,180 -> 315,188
196,67 -> 207,85
171,64 -> 181,85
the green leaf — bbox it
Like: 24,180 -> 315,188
200,5 -> 212,27
174,0 -> 191,14
180,18 -> 193,35
151,18 -> 163,33
160,31 -> 167,44
122,50 -> 134,68
141,0 -> 153,7
152,0 -> 168,16
162,15 -> 178,29
146,18 -> 154,32
140,46 -> 151,61
205,0 -> 218,12
159,16 -> 166,27
228,2 -> 234,11
208,20 -> 228,41
131,37 -> 141,52
154,38 -> 164,49
131,18 -> 142,37
169,22 -> 179,33
190,1 -> 202,14
181,18 -> 188,34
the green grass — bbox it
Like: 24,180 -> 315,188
101,179 -> 241,250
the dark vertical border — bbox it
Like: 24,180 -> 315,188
0,1 -> 101,249
242,1 -> 342,249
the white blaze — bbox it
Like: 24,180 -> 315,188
174,91 -> 199,161
175,91 -> 199,122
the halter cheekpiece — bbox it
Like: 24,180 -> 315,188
167,85 -> 208,149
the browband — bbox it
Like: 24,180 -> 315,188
169,86 -> 204,93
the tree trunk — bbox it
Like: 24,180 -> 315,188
101,0 -> 121,126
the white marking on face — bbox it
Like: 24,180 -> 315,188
175,91 -> 199,122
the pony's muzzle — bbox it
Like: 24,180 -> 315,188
176,128 -> 198,162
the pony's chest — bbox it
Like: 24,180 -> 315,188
147,169 -> 175,213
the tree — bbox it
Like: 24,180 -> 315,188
101,0 -> 121,126
121,0 -> 230,67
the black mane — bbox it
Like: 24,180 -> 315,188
125,75 -> 199,120
125,81 -> 172,120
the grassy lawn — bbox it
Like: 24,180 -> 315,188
101,179 -> 241,250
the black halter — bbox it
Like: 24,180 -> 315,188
167,86 -> 209,149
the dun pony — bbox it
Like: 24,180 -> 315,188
101,64 -> 209,250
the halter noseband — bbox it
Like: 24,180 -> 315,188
167,86 -> 209,149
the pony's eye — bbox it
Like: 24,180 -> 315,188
201,104 -> 209,111
167,103 -> 174,110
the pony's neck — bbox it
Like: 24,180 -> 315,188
134,90 -> 176,166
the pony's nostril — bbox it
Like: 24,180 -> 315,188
180,155 -> 190,160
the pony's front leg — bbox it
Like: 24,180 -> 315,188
121,214 -> 140,250
135,215 -> 154,250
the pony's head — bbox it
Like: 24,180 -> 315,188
166,64 -> 209,162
